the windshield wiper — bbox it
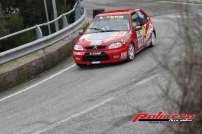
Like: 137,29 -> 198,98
102,29 -> 123,32
88,27 -> 105,32
88,28 -> 126,33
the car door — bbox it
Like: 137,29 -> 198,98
140,10 -> 155,46
139,10 -> 154,46
131,11 -> 149,49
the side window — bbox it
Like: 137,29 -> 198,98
132,11 -> 147,27
132,13 -> 138,27
137,11 -> 147,25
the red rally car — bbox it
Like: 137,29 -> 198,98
73,8 -> 156,67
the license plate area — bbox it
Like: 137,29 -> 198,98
89,52 -> 102,56
92,61 -> 101,64
83,52 -> 109,61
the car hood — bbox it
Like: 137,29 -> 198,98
76,31 -> 129,47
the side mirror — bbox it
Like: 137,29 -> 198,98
79,29 -> 84,35
134,26 -> 142,31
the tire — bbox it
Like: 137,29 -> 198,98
150,32 -> 156,47
76,64 -> 86,68
127,44 -> 135,61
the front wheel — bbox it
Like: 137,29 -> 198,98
127,44 -> 135,61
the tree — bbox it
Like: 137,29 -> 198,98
0,0 -> 76,52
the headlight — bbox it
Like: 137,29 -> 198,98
108,42 -> 122,49
74,45 -> 84,50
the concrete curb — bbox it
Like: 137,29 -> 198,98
0,22 -> 89,91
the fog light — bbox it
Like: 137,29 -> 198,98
75,57 -> 81,60
73,52 -> 85,55
113,55 -> 120,59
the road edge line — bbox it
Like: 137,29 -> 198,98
0,64 -> 76,102
33,97 -> 114,134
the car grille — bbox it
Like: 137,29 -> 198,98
85,45 -> 106,50
83,52 -> 109,61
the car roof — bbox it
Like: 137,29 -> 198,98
97,8 -> 140,16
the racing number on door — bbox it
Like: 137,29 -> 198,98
136,25 -> 146,48
132,11 -> 147,49
136,31 -> 143,48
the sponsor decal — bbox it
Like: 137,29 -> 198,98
99,15 -> 126,20
140,25 -> 146,38
131,112 -> 195,123
136,31 -> 144,48
145,24 -> 153,42
136,24 -> 147,48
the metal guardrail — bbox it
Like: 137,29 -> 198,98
0,0 -> 87,64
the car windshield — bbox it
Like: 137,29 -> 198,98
86,15 -> 129,33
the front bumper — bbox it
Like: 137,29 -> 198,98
73,46 -> 128,65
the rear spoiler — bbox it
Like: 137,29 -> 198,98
93,9 -> 105,18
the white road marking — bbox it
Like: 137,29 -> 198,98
0,64 -> 76,102
0,14 -> 182,103
33,97 -> 114,134
136,74 -> 159,86
32,75 -> 158,134
158,0 -> 202,5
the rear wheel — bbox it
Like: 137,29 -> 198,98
150,32 -> 156,47
127,44 -> 135,61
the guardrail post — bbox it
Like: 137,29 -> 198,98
43,0 -> 51,34
75,0 -> 82,20
52,0 -> 59,31
36,25 -> 43,39
62,14 -> 68,28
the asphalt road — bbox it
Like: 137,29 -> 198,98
0,1 -> 201,134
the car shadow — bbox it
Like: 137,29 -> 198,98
78,61 -> 127,70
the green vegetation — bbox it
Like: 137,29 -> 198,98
0,0 -> 75,52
